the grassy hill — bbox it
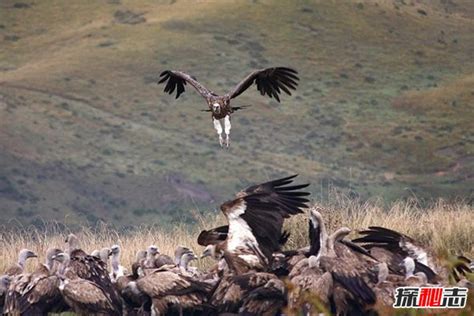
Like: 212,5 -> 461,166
0,0 -> 473,228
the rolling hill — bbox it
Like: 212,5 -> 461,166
0,0 -> 473,228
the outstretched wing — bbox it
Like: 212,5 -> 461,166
221,175 -> 310,264
352,226 -> 430,265
158,70 -> 215,100
227,67 -> 299,102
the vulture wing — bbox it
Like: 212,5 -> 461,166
69,253 -> 123,313
352,226 -> 431,266
227,67 -> 299,102
197,225 -> 290,249
197,225 -> 229,246
158,70 -> 215,100
221,175 -> 310,265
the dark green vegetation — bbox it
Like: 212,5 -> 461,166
0,0 -> 473,228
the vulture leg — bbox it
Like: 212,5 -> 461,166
224,115 -> 231,147
213,118 -> 224,147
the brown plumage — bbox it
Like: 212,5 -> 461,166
63,236 -> 124,315
239,277 -> 287,316
116,273 -> 151,316
303,209 -> 378,315
58,269 -> 120,316
158,67 -> 299,146
4,248 -> 67,315
136,270 -> 213,315
210,272 -> 279,314
353,226 -> 472,284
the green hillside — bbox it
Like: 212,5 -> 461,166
1,0 -> 473,228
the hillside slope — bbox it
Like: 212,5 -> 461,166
0,0 -> 473,227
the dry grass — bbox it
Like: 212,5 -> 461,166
1,193 -> 472,274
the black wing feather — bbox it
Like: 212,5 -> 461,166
158,70 -> 213,100
228,67 -> 299,101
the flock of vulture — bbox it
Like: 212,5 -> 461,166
0,175 -> 472,315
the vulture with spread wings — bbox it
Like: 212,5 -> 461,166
199,175 -> 310,274
158,67 -> 299,147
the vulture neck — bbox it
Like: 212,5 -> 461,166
66,235 -> 80,255
310,209 -> 328,258
327,227 -> 351,257
59,256 -> 71,276
17,252 -> 30,269
99,249 -> 110,266
45,255 -> 55,272
111,253 -> 120,273
146,251 -> 155,263
179,256 -> 194,272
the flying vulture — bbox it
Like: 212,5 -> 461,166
158,67 -> 299,147
198,174 -> 310,274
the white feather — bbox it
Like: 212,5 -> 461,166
227,202 -> 257,252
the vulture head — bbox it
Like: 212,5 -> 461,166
99,247 -> 112,264
52,252 -> 70,264
52,252 -> 71,275
174,246 -> 191,265
0,275 -> 11,291
201,244 -> 224,260
147,245 -> 159,257
18,249 -> 37,266
45,248 -> 63,270
111,245 -> 121,256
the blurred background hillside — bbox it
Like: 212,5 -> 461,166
0,0 -> 473,228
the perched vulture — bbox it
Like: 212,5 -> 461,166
63,236 -> 124,314
136,270 -> 213,315
286,209 -> 333,313
141,245 -> 189,275
305,209 -> 379,316
158,67 -> 299,147
351,226 -> 473,284
116,257 -> 151,316
210,272 -> 281,314
3,249 -> 37,276
239,277 -> 287,315
109,245 -> 126,282
199,174 -> 310,274
3,248 -> 67,315
58,268 -> 121,316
